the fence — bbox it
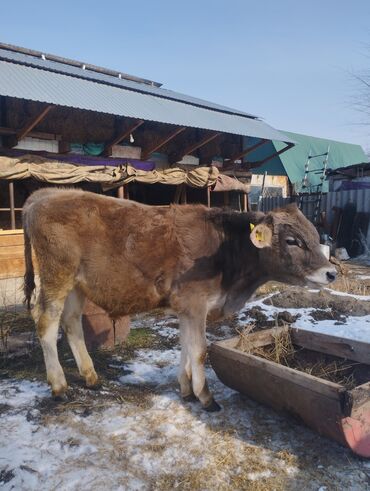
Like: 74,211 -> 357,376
259,190 -> 370,224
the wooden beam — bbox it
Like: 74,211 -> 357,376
15,105 -> 54,144
170,132 -> 221,164
0,126 -> 61,141
141,126 -> 186,160
224,139 -> 269,168
104,120 -> 144,156
182,132 -> 221,156
249,142 -> 294,169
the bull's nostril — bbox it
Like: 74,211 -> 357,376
326,271 -> 336,282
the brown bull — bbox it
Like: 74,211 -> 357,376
23,189 -> 336,411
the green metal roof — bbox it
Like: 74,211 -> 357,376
248,131 -> 368,192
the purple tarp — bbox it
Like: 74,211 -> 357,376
0,148 -> 155,171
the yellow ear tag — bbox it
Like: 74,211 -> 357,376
250,223 -> 255,231
255,229 -> 265,242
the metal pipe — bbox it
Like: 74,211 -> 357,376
9,181 -> 15,229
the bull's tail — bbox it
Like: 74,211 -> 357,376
23,226 -> 36,310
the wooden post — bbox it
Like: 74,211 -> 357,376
223,191 -> 229,207
117,186 -> 124,199
207,186 -> 211,208
9,181 -> 15,230
182,185 -> 187,204
243,193 -> 248,212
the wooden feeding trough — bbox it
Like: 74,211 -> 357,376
209,326 -> 370,457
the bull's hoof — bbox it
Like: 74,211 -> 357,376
182,392 -> 197,402
203,398 -> 222,412
52,388 -> 68,402
85,370 -> 99,389
86,381 -> 102,391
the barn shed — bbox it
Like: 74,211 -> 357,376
0,43 -> 295,233
0,42 -> 297,278
245,131 -> 367,202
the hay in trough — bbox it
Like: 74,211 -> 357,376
238,328 -> 359,390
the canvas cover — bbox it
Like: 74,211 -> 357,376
0,154 -> 249,192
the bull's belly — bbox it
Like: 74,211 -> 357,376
76,272 -> 169,318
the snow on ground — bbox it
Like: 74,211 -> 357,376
238,290 -> 370,343
2,280 -> 370,489
324,288 -> 370,302
1,349 -> 369,491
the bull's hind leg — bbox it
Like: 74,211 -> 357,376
61,288 -> 99,388
178,310 -> 221,412
33,289 -> 68,398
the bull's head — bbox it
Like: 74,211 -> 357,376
250,204 -> 337,286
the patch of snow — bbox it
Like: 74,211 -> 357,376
324,288 -> 370,301
247,470 -> 273,481
119,349 -> 180,386
238,294 -> 370,343
0,379 -> 49,407
356,275 -> 370,280
153,325 -> 178,339
297,315 -> 370,341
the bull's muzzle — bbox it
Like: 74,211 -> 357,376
305,266 -> 337,286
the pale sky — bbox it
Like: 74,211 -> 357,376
2,0 -> 370,151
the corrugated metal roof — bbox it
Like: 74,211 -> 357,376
0,58 -> 294,143
0,47 -> 255,118
249,131 -> 367,192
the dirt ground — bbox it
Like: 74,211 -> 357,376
1,262 -> 370,490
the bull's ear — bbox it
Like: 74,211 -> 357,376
250,223 -> 272,249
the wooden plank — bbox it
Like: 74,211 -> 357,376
292,329 -> 370,365
225,138 -> 269,166
104,120 -> 144,156
0,257 -> 25,279
209,342 -> 349,445
0,235 -> 24,246
16,105 -> 54,143
0,252 -> 38,279
213,336 -> 240,349
141,126 -> 186,160
236,326 -> 290,350
0,245 -> 24,257
211,342 -> 344,398
215,328 -> 288,351
0,126 -> 61,141
0,229 -> 23,236
0,208 -> 23,212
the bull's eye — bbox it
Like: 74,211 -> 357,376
286,237 -> 300,247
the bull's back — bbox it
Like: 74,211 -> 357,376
23,189 -> 211,316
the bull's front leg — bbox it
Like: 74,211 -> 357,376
177,339 -> 195,401
178,309 -> 221,412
